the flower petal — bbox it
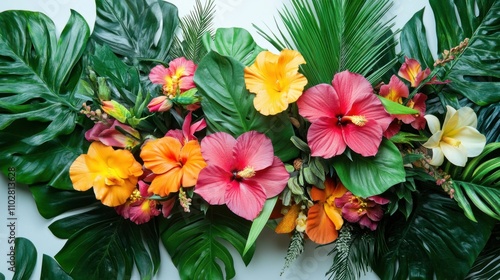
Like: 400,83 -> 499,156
225,180 -> 267,220
179,140 -> 207,187
195,165 -> 232,205
234,131 -> 274,171
429,147 -> 445,166
343,122 -> 384,157
141,137 -> 182,174
201,132 -> 236,171
424,115 -> 441,135
148,168 -> 183,197
252,156 -> 289,198
306,204 -> 338,244
297,83 -> 339,122
307,117 -> 346,158
453,126 -> 486,157
332,70 -> 373,113
323,203 -> 343,230
275,204 -> 301,234
441,142 -> 468,167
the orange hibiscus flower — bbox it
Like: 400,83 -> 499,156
140,136 -> 206,197
306,178 -> 347,244
69,142 -> 143,207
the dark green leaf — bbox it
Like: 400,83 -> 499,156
92,0 -> 178,70
30,184 -> 97,219
203,28 -> 265,66
460,99 -> 500,143
13,238 -> 37,280
333,139 -> 405,197
40,255 -> 72,280
160,206 -> 252,280
0,10 -> 90,186
0,272 -> 4,280
466,223 -> 500,280
194,51 -> 299,161
374,189 -> 495,280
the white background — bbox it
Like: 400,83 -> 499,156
0,0 -> 436,279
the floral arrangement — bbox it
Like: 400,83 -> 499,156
1,0 -> 499,279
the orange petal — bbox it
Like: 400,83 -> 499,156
324,203 -> 344,230
275,204 -> 301,234
306,203 -> 338,244
180,140 -> 207,187
141,137 -> 182,174
148,168 -> 183,197
69,155 -> 96,191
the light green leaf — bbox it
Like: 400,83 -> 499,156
194,51 -> 299,162
333,139 -> 405,197
13,238 -> 37,280
243,196 -> 278,256
377,96 -> 419,115
203,28 -> 265,66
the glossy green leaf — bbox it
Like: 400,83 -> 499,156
243,196 -> 278,256
447,143 -> 500,221
160,206 -> 252,280
52,206 -> 160,280
203,28 -> 265,66
0,10 -> 90,186
378,96 -> 419,114
374,189 -> 495,280
40,255 -> 72,280
30,184 -> 97,219
333,139 -> 405,197
194,51 -> 299,161
466,223 -> 500,280
92,0 -> 178,70
0,272 -> 4,280
13,238 -> 37,280
399,8 -> 435,69
401,0 -> 500,105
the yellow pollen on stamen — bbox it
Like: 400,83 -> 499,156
129,189 -> 142,203
237,166 -> 256,179
342,115 -> 367,126
442,136 -> 461,147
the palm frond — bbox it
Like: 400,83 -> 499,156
281,230 -> 305,275
255,0 -> 398,85
171,0 -> 215,63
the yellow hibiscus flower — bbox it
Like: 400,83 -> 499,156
244,49 -> 307,116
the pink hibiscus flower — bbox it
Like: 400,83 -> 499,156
195,131 -> 289,220
297,70 -> 393,158
149,57 -> 197,96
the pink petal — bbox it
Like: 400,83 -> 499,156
200,132 -> 236,171
149,65 -> 170,85
332,71 -> 374,113
341,205 -> 361,223
165,129 -> 184,144
343,122 -> 384,157
85,122 -> 109,142
178,76 -> 196,92
347,92 -> 392,133
252,156 -> 289,198
194,165 -> 232,205
161,198 -> 176,218
170,57 -> 197,77
234,131 -> 274,171
297,83 -> 339,123
359,216 -> 377,230
225,180 -> 267,220
307,117 -> 347,158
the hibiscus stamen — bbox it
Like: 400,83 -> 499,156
236,166 -> 256,179
129,189 -> 142,203
341,115 -> 367,126
442,136 -> 461,147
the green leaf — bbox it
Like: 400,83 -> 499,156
256,0 -> 398,85
243,196 -> 277,256
160,206 -> 252,280
30,184 -> 97,219
0,127 -> 88,189
374,189 -> 495,280
92,0 -> 178,70
52,206 -> 160,280
203,28 -> 265,66
466,223 -> 500,280
377,96 -> 419,115
194,51 -> 299,162
40,255 -> 72,280
399,8 -> 436,69
0,273 -> 4,280
333,139 -> 405,197
447,142 -> 500,221
0,10 -> 90,186
13,238 -> 37,280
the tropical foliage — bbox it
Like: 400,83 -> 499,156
1,0 -> 499,279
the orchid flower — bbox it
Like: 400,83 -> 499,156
423,105 -> 486,167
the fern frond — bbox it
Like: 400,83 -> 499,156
172,0 -> 216,63
256,0 -> 398,85
281,230 -> 305,275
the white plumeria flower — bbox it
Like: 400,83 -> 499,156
423,105 -> 486,167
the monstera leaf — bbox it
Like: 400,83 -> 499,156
12,238 -> 37,280
194,51 -> 299,162
466,223 -> 500,280
0,10 -> 90,187
50,206 -> 161,280
400,0 -> 500,105
446,143 -> 500,222
374,189 -> 495,280
160,206 -> 253,280
92,0 -> 178,70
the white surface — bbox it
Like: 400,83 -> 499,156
0,0 -> 436,279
